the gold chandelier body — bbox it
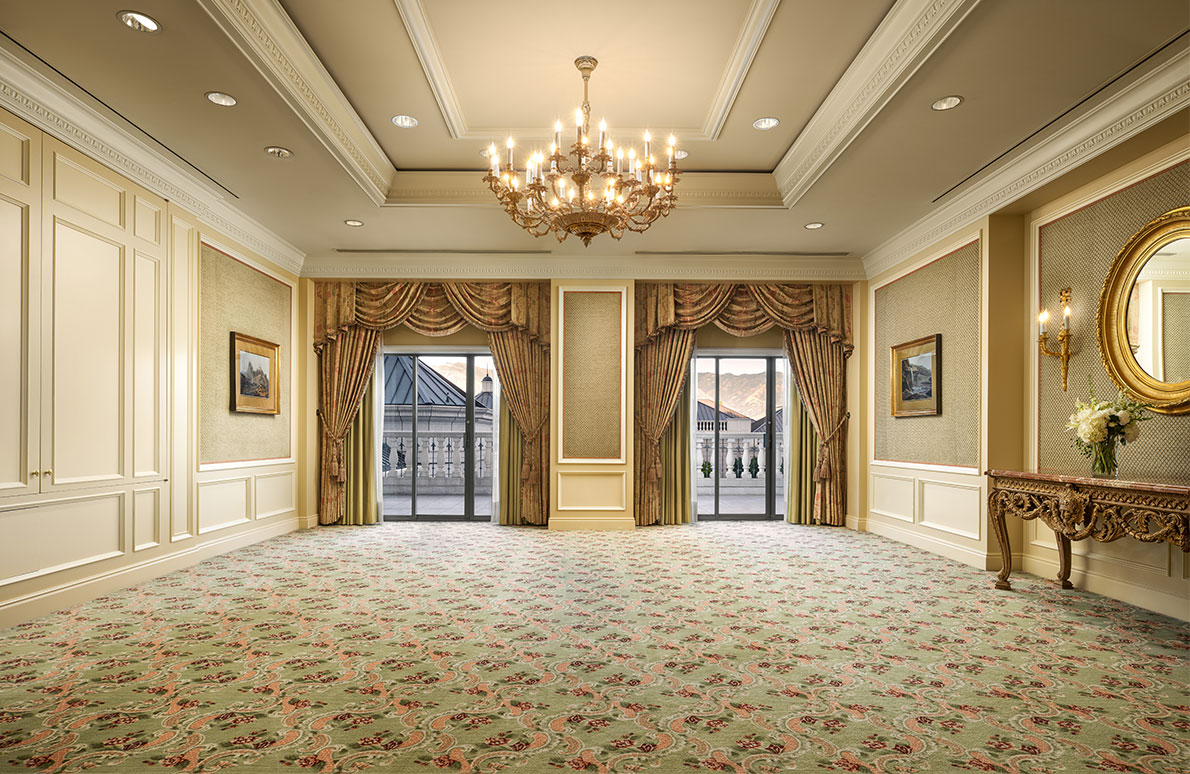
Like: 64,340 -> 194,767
484,57 -> 680,246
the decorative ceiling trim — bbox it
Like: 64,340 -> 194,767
0,44 -> 305,274
301,253 -> 866,281
195,0 -> 395,205
394,0 -> 780,142
773,0 -> 982,208
861,48 -> 1190,279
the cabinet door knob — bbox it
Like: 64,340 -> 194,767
43,470 -> 52,477
30,471 -> 38,477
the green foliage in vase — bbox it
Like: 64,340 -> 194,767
1065,374 -> 1151,471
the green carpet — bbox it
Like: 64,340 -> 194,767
0,523 -> 1186,773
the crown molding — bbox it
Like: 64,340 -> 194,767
385,170 -> 785,208
196,0 -> 395,205
394,0 -> 779,142
773,0 -> 982,207
302,252 -> 866,281
0,44 -> 305,274
861,47 -> 1190,280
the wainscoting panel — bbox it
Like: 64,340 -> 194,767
133,251 -> 163,478
197,477 -> 251,534
254,471 -> 295,519
918,478 -> 982,540
53,153 -> 124,228
0,491 -> 124,585
133,485 -> 161,552
866,462 -> 989,568
0,193 -> 34,497
869,472 -> 915,522
556,471 -> 627,511
0,120 -> 30,185
133,196 -> 162,247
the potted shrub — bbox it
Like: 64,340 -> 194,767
748,457 -> 760,478
732,457 -> 744,478
700,460 -> 712,478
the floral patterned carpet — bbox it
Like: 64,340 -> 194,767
0,523 -> 1186,773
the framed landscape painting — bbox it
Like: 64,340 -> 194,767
891,334 -> 941,417
230,332 -> 280,414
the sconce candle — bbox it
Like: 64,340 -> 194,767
1039,309 -> 1049,336
1039,288 -> 1074,391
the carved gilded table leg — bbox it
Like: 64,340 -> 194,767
1056,535 -> 1074,589
989,493 -> 1013,590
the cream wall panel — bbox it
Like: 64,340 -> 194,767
169,213 -> 196,541
869,471 -> 914,522
254,471 -> 295,519
48,221 -> 123,485
0,196 -> 32,495
918,478 -> 981,540
198,477 -> 251,534
133,196 -> 161,246
0,492 -> 123,585
133,486 -> 160,551
52,153 -> 124,228
556,472 -> 627,511
133,252 -> 162,477
0,123 -> 29,185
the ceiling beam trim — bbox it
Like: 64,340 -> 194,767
701,0 -> 781,140
772,0 -> 982,208
0,44 -> 305,274
196,0 -> 396,205
861,47 -> 1190,278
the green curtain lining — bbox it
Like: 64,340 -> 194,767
786,385 -> 817,525
498,395 -> 527,526
342,379 -> 379,526
657,380 -> 692,525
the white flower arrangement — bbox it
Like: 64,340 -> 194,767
1065,377 -> 1150,475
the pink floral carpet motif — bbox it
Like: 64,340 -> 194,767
0,523 -> 1186,773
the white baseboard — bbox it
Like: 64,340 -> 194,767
298,512 -> 320,529
867,516 -> 997,570
846,513 -> 866,532
0,515 -> 299,629
1021,554 -> 1189,622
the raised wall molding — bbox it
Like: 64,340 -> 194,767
394,0 -> 780,142
0,46 -> 305,274
773,0 -> 982,207
862,47 -> 1190,279
196,0 -> 395,205
300,253 -> 867,281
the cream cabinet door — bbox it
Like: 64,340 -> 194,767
0,110 -> 41,499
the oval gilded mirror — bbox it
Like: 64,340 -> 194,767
1098,206 -> 1190,414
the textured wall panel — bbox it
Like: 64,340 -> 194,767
874,241 -> 981,466
1038,163 -> 1189,479
561,291 -> 622,459
1162,292 -> 1189,382
198,244 -> 291,464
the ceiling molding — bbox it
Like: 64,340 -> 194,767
861,47 -> 1190,279
0,44 -> 305,274
302,253 -> 866,281
385,171 -> 785,208
394,0 -> 780,142
773,0 -> 982,208
196,0 -> 395,205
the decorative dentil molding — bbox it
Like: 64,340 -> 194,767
861,48 -> 1190,280
0,45 -> 305,274
773,0 -> 982,207
195,0 -> 395,205
301,253 -> 866,281
393,0 -> 780,142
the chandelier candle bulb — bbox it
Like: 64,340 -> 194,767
644,131 -> 651,159
506,137 -> 514,169
554,120 -> 562,150
599,119 -> 606,150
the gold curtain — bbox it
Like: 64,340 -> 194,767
343,379 -> 378,526
658,380 -> 691,525
633,327 -> 696,525
498,395 -> 526,526
786,387 -> 817,525
314,280 -> 550,526
785,328 -> 849,526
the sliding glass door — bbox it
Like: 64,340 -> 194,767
694,355 -> 785,519
381,353 -> 497,520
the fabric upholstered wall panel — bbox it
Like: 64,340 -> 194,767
561,291 -> 622,460
1162,292 -> 1190,382
1038,162 -> 1189,480
874,240 -> 981,467
199,244 -> 291,464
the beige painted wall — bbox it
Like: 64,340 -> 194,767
198,244 -> 292,464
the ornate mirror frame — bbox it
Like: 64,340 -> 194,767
1097,206 -> 1190,414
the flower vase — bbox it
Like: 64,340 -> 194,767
1090,436 -> 1119,479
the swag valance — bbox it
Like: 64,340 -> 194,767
314,281 -> 550,526
633,283 -> 852,528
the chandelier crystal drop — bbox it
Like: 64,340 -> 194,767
484,56 -> 680,246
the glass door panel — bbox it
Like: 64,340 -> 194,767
695,357 -> 717,516
382,355 -> 414,516
719,358 -> 766,515
416,356 -> 468,517
472,356 -> 497,518
774,366 -> 786,519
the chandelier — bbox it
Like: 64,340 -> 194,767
484,56 -> 680,246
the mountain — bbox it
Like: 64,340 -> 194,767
695,371 -> 784,420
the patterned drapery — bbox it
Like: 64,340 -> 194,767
633,283 -> 852,526
633,328 -> 696,524
314,281 -> 550,525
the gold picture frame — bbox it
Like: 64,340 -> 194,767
230,332 -> 280,414
891,334 -> 942,417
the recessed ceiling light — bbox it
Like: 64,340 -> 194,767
117,10 -> 160,33
264,146 -> 292,159
931,95 -> 963,111
804,222 -> 824,230
205,91 -> 237,107
674,149 -> 689,160
392,114 -> 418,128
344,219 -> 364,227
752,117 -> 779,131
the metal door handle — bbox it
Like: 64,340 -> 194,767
29,471 -> 38,477
43,469 -> 52,477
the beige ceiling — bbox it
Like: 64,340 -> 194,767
0,0 -> 1185,267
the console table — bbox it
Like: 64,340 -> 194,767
986,470 -> 1190,591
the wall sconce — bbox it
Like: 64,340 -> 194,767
1038,287 -> 1073,391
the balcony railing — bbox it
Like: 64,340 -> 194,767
382,431 -> 494,495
